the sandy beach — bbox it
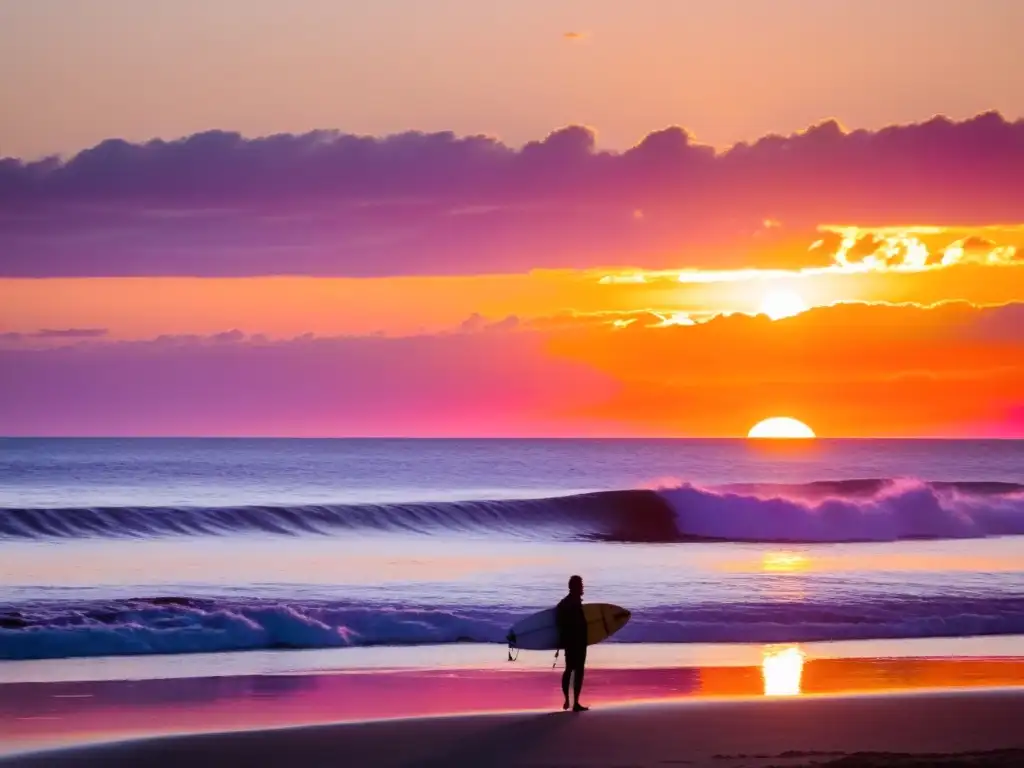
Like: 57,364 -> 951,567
4,689 -> 1024,767
3,645 -> 1024,768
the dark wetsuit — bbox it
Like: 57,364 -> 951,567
556,592 -> 587,702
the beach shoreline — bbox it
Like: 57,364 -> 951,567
4,688 -> 1024,767
4,643 -> 1024,766
8,634 -> 1024,683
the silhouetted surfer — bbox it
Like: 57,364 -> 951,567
556,574 -> 589,711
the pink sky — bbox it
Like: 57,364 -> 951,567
2,2 -> 1024,437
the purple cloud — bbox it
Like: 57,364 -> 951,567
32,328 -> 109,339
2,113 -> 1023,277
458,313 -> 520,333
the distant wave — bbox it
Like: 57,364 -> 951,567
4,593 -> 1024,661
2,479 -> 1023,544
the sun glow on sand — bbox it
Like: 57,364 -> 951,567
748,417 -> 816,439
762,645 -> 806,696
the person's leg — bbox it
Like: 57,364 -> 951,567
561,648 -> 574,709
572,645 -> 588,711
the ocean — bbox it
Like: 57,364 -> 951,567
2,438 -> 1023,663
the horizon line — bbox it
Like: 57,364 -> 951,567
2,435 -> 1020,442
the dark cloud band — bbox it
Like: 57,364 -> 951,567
2,112 -> 1022,277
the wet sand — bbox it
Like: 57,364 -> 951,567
3,689 -> 1024,767
4,646 -> 1024,767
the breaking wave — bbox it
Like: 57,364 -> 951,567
4,593 -> 1024,661
2,479 -> 1023,544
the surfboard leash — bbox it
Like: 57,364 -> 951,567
506,630 -> 520,662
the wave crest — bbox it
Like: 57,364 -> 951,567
4,593 -> 1024,661
2,479 -> 1022,544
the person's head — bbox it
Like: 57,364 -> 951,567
568,574 -> 584,596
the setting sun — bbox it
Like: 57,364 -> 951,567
747,417 -> 816,439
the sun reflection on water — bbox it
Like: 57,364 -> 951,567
762,644 -> 806,696
762,551 -> 810,573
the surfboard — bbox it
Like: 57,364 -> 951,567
506,603 -> 631,651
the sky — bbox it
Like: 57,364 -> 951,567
2,0 -> 1024,437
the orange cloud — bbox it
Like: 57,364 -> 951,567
545,301 -> 1024,437
4,252 -> 1024,342
811,225 -> 1022,272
